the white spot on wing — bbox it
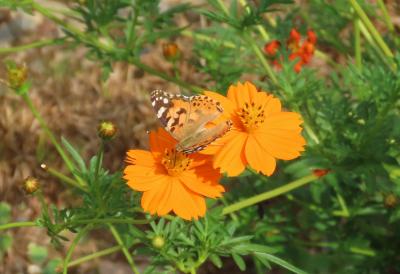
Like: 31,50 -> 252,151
163,98 -> 169,104
157,106 -> 166,118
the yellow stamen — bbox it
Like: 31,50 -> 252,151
237,102 -> 266,132
161,148 -> 192,176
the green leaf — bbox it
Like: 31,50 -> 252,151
254,253 -> 308,274
61,137 -> 86,173
0,202 -> 11,224
28,243 -> 48,264
209,254 -> 223,268
43,258 -> 62,274
232,253 -> 246,271
0,235 -> 13,251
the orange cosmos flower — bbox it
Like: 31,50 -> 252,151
202,82 -> 306,176
124,128 -> 224,220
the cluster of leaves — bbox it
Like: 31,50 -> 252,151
1,0 -> 400,273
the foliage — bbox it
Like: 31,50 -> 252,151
1,0 -> 399,273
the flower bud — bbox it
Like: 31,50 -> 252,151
162,42 -> 180,61
384,193 -> 398,208
6,62 -> 27,90
312,169 -> 330,178
98,121 -> 117,140
22,177 -> 40,194
152,235 -> 165,249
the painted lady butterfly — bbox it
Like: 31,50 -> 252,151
150,90 -> 232,154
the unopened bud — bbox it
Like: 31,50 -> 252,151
98,121 -> 117,140
22,177 -> 40,194
312,169 -> 330,178
6,62 -> 27,90
162,42 -> 180,61
384,193 -> 397,208
152,235 -> 165,249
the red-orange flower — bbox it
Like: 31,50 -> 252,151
263,28 -> 317,73
264,40 -> 280,56
202,82 -> 306,176
124,128 -> 224,220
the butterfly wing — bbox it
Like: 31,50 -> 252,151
150,90 -> 231,153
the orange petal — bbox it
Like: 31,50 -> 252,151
227,81 -> 258,109
179,171 -> 224,198
263,95 -> 281,115
245,135 -> 276,176
125,150 -> 155,166
156,178 -> 174,216
170,182 -> 205,220
213,132 -> 247,176
149,128 -> 177,154
193,161 -> 224,187
255,129 -> 305,160
141,176 -> 171,214
264,112 -> 303,132
124,165 -> 165,191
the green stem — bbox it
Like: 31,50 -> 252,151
71,218 -> 151,226
354,16 -> 362,69
349,246 -> 376,257
215,0 -> 230,15
349,0 -> 394,60
0,221 -> 37,231
376,0 -> 394,32
46,166 -> 88,192
181,30 -> 236,48
21,94 -> 83,185
0,38 -> 65,54
108,224 -> 140,274
242,32 -> 279,86
222,174 -> 319,215
128,57 -> 203,93
67,246 -> 122,268
63,224 -> 92,274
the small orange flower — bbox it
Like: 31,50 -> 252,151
264,28 -> 317,73
124,128 -> 224,220
264,40 -> 280,56
202,82 -> 306,176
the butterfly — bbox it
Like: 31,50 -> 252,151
150,90 -> 232,154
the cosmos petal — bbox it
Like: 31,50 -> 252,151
255,130 -> 305,160
213,132 -> 247,176
149,128 -> 177,154
171,182 -> 205,220
245,135 -> 276,176
179,171 -> 224,198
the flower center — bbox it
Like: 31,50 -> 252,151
237,102 -> 265,132
161,148 -> 192,176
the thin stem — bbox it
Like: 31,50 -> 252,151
242,32 -> 279,86
0,38 -> 65,54
0,221 -> 37,231
354,16 -> 362,69
222,174 -> 319,215
349,0 -> 394,60
67,246 -> 122,268
21,94 -> 84,185
71,218 -> 152,226
46,166 -> 88,192
108,224 -> 140,274
128,58 -> 203,93
181,30 -> 236,48
215,0 -> 230,15
376,0 -> 394,32
63,224 -> 92,274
